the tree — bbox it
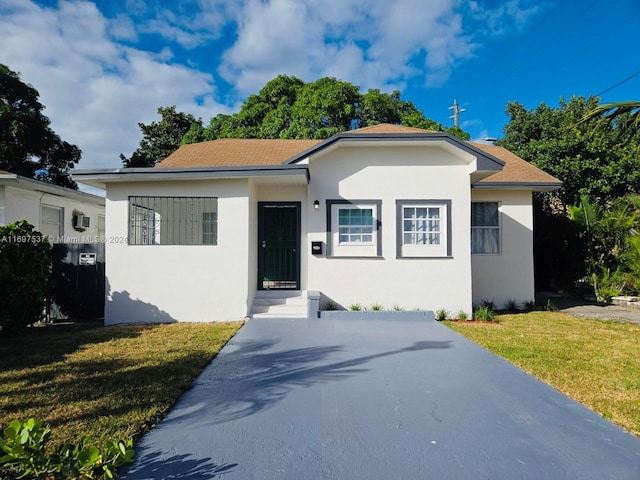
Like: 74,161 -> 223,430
186,75 -> 469,144
569,194 -> 640,300
0,64 -> 80,189
579,100 -> 640,132
497,96 -> 640,208
122,106 -> 200,167
0,221 -> 51,331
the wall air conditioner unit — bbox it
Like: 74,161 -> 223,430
74,215 -> 90,229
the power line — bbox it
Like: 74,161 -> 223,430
596,69 -> 640,97
482,0 -> 601,96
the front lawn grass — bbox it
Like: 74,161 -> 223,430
445,312 -> 640,436
0,321 -> 243,446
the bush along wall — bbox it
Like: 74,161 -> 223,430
0,220 -> 51,331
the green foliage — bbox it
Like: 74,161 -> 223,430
0,221 -> 50,331
505,299 -> 519,312
497,96 -> 640,208
569,194 -> 640,299
183,75 -> 470,144
122,106 -> 200,167
523,300 -> 536,312
370,302 -> 384,311
481,299 -> 495,310
473,306 -> 496,322
435,308 -> 449,321
0,64 -> 80,188
455,310 -> 469,321
392,304 -> 405,311
349,303 -> 363,311
0,418 -> 134,480
322,300 -> 340,311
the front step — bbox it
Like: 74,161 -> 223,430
251,290 -> 307,318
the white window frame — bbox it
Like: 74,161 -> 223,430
326,200 -> 381,257
471,201 -> 501,255
41,204 -> 63,240
396,200 -> 451,258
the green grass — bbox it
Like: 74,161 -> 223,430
445,312 -> 640,436
0,321 -> 243,446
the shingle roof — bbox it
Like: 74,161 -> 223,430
156,124 -> 561,186
158,139 -> 320,168
470,142 -> 562,186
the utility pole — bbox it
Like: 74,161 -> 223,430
449,99 -> 466,128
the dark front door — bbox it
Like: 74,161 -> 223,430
258,202 -> 301,290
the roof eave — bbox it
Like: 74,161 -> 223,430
73,164 -> 310,189
284,131 -> 506,171
0,173 -> 105,205
473,181 -> 563,192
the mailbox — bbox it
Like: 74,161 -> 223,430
311,241 -> 323,255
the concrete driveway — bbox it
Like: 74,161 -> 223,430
122,317 -> 640,480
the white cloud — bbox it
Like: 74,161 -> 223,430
0,0 -> 229,169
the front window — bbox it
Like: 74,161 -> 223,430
471,202 -> 500,254
327,200 -> 381,257
128,196 -> 218,245
403,206 -> 441,245
396,201 -> 450,257
338,208 -> 374,244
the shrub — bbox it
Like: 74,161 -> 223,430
456,310 -> 469,321
349,303 -> 363,311
505,299 -> 519,312
474,306 -> 496,322
370,302 -> 384,311
481,299 -> 495,310
322,300 -> 340,311
435,308 -> 449,321
0,418 -> 134,480
0,221 -> 51,331
523,300 -> 536,312
392,304 -> 405,311
544,299 -> 558,311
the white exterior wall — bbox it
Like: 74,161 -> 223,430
2,185 -> 104,242
307,145 -> 473,314
471,189 -> 534,309
105,179 -> 250,325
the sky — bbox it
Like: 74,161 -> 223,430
1,0 -> 639,172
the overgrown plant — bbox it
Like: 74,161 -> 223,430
505,299 -> 519,312
435,308 -> 449,321
322,300 -> 340,311
481,299 -> 495,310
473,306 -> 497,322
570,194 -> 640,301
0,418 -> 134,480
0,221 -> 51,331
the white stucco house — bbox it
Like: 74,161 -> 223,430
74,124 -> 561,324
0,170 -> 105,242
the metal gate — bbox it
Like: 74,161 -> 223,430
258,202 -> 301,290
48,243 -> 105,321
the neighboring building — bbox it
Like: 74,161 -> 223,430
74,124 -> 561,325
0,170 -> 105,242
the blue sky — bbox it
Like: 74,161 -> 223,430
1,0 -> 638,170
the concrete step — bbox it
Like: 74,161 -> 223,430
251,290 -> 307,318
